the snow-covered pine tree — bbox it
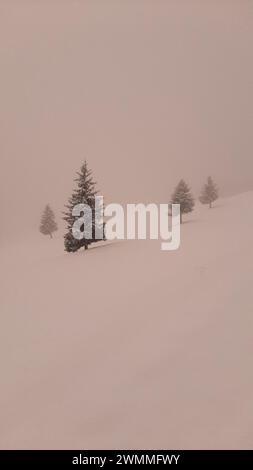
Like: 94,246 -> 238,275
199,176 -> 218,208
171,179 -> 195,224
39,205 -> 58,238
63,161 -> 105,252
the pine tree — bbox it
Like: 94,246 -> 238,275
63,161 -> 105,252
171,179 -> 195,224
40,205 -> 58,238
199,176 -> 218,208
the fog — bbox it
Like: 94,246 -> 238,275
0,0 -> 252,237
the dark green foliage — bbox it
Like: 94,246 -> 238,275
40,205 -> 58,238
171,179 -> 195,223
63,161 -> 105,252
199,177 -> 218,208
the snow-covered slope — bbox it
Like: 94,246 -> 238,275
0,192 -> 253,449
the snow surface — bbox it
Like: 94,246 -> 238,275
0,192 -> 253,449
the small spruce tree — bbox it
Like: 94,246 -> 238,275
40,205 -> 58,238
199,176 -> 218,208
63,161 -> 105,252
171,179 -> 195,224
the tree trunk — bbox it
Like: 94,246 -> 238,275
49,233 -> 52,239
180,212 -> 182,224
209,202 -> 212,209
84,244 -> 88,250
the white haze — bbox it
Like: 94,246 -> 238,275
0,0 -> 252,239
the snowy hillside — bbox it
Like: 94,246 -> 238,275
0,192 -> 253,449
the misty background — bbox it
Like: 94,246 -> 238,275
0,0 -> 252,239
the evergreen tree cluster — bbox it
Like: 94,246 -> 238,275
171,177 -> 219,223
39,159 -> 219,248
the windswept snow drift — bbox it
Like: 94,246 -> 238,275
0,192 -> 253,449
